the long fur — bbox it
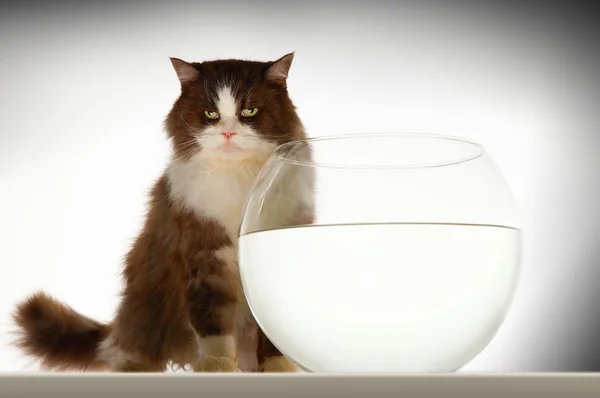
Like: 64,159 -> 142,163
10,53 -> 308,372
12,292 -> 110,371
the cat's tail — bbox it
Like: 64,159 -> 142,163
11,291 -> 111,371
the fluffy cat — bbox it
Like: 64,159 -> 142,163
11,52 -> 307,372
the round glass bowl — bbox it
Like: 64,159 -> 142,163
238,133 -> 521,373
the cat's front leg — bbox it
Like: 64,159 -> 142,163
187,250 -> 241,372
256,327 -> 300,372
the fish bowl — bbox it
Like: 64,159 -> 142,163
238,133 -> 522,373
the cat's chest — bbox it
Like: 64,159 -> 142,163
168,160 -> 263,238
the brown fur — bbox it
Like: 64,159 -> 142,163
12,292 -> 110,371
166,54 -> 305,162
12,53 -> 308,372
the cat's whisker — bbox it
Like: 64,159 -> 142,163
11,53 -> 307,375
175,104 -> 206,136
175,140 -> 200,151
182,125 -> 205,136
173,149 -> 199,160
178,147 -> 201,160
175,137 -> 198,145
238,133 -> 297,140
172,141 -> 202,162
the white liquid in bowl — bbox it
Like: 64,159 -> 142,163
238,223 -> 521,373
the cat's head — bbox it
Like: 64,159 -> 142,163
165,53 -> 305,163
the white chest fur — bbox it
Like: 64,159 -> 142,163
167,153 -> 270,240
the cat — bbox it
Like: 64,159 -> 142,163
11,52 -> 308,373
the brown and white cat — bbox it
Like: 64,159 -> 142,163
11,53 -> 307,373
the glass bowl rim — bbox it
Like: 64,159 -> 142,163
274,132 -> 485,170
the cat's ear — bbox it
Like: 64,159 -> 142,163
265,52 -> 295,85
170,57 -> 200,85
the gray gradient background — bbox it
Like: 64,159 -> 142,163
0,0 -> 599,373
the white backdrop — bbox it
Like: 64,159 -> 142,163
1,1 -> 597,371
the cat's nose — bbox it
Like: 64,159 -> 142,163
221,131 -> 237,140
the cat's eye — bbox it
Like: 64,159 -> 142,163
241,108 -> 259,117
204,111 -> 219,119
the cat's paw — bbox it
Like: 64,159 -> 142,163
260,356 -> 300,373
194,355 -> 241,373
